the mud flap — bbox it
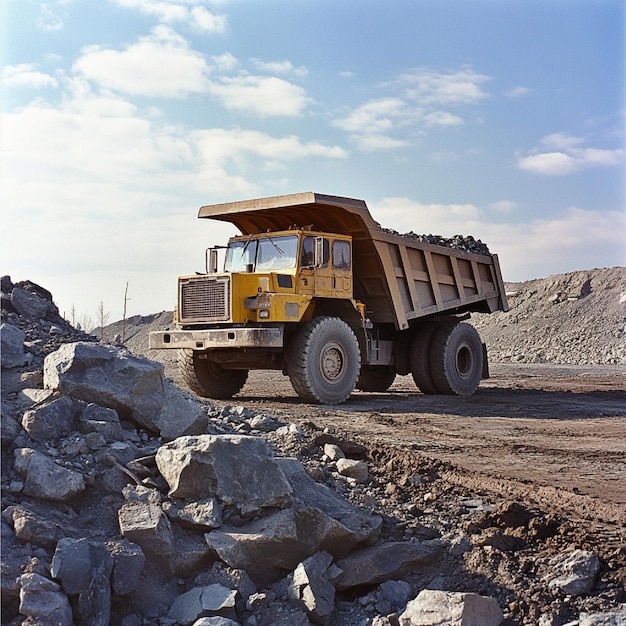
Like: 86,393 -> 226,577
481,343 -> 490,379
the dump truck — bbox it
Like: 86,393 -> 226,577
149,192 -> 508,404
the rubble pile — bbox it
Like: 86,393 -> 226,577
2,276 -> 625,626
473,267 -> 626,365
382,229 -> 491,256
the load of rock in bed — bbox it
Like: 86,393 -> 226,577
381,230 -> 491,256
2,277 -> 625,626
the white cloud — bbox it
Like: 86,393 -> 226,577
208,75 -> 312,117
518,132 -> 624,175
398,68 -> 491,106
505,86 -> 529,98
1,64 -> 58,89
489,200 -> 517,213
423,111 -> 464,127
36,3 -> 64,31
112,0 -> 227,33
332,67 -> 490,151
250,59 -> 308,77
73,27 -> 211,97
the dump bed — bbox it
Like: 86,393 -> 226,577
199,192 -> 508,330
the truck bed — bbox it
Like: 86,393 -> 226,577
198,192 -> 508,330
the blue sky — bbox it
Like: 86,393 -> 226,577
1,0 -> 624,322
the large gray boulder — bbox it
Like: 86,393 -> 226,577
545,549 -> 600,596
155,435 -> 293,517
21,396 -> 82,443
1,323 -> 28,369
334,542 -> 440,590
288,551 -> 338,625
18,573 -> 72,626
118,501 -> 174,556
14,448 -> 85,502
205,508 -> 313,585
167,584 -> 237,625
277,457 -> 382,555
43,342 -> 208,438
398,589 -> 503,626
50,538 -> 113,626
11,286 -> 54,319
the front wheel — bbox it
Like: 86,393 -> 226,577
287,317 -> 360,404
178,349 -> 248,399
429,323 -> 483,396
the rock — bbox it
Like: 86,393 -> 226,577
155,435 -> 293,517
1,413 -> 22,448
14,448 -> 85,502
79,403 -> 124,442
323,443 -> 345,461
379,579 -> 412,612
398,589 -> 503,626
1,322 -> 28,369
579,607 -> 626,625
249,414 -> 282,432
18,572 -> 73,626
191,618 -> 241,626
10,287 -> 52,319
277,458 -> 382,556
118,501 -> 173,556
42,342 -> 207,440
50,537 -> 113,626
167,584 -> 237,625
205,508 -> 312,585
288,551 -> 337,624
166,497 -> 223,531
156,379 -> 209,440
334,542 -> 440,590
336,458 -> 369,482
43,342 -> 163,426
21,396 -> 82,442
545,549 -> 600,595
107,540 -> 145,595
5,505 -> 66,549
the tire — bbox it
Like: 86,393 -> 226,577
178,349 -> 248,399
410,323 -> 440,394
287,317 -> 360,404
429,322 -> 483,396
356,365 -> 396,392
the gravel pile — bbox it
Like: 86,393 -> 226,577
472,267 -> 626,365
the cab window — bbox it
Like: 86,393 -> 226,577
332,240 -> 351,270
301,236 -> 330,268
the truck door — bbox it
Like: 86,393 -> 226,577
299,236 -> 352,298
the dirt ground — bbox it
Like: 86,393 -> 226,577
183,363 -> 626,532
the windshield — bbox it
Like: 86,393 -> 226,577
224,235 -> 299,272
224,239 -> 258,272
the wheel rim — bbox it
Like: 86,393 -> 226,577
455,342 -> 474,380
319,341 -> 346,383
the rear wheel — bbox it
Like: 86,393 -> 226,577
178,349 -> 248,399
429,323 -> 483,396
287,317 -> 360,404
410,323 -> 440,394
356,365 -> 396,392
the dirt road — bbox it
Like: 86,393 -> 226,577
202,363 -> 626,527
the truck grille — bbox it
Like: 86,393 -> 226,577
179,276 -> 231,323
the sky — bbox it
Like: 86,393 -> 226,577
1,0 -> 624,323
